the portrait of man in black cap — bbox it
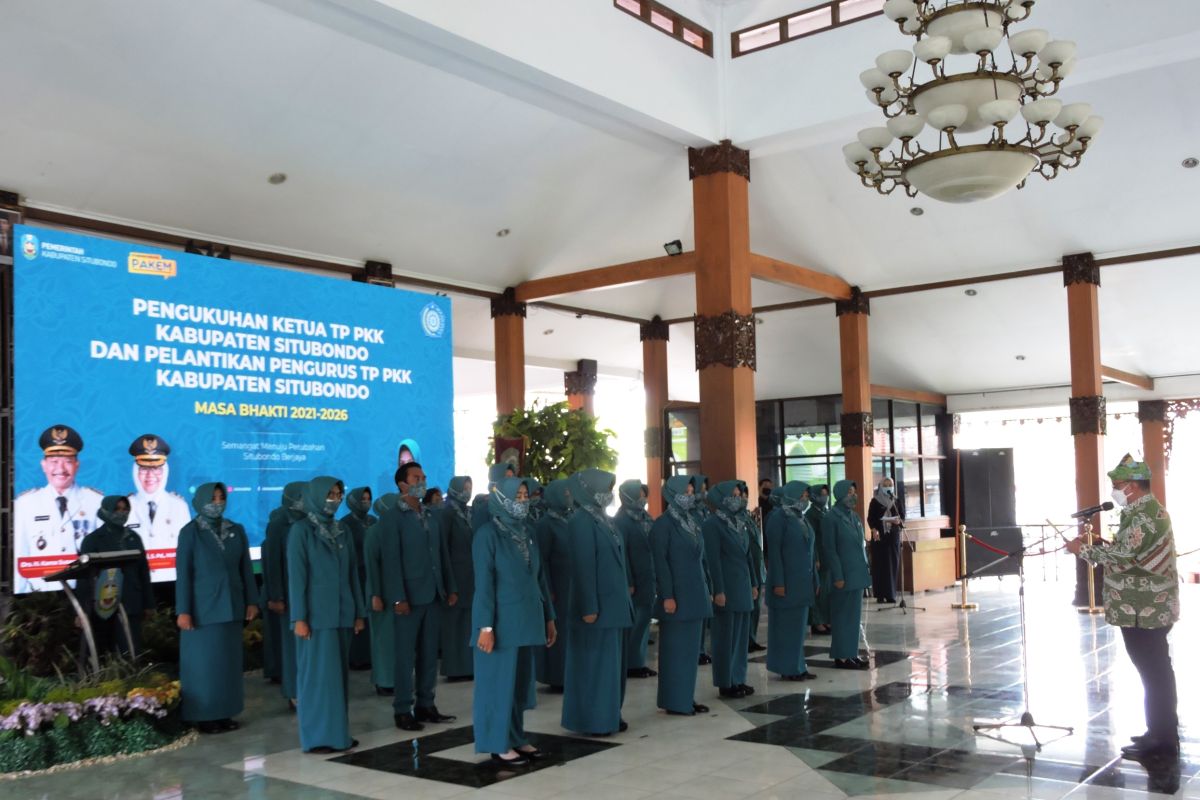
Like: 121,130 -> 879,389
13,424 -> 103,592
126,433 -> 191,576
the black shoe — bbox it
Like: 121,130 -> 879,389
491,752 -> 530,767
719,686 -> 747,698
350,663 -> 371,671
737,684 -> 755,696
445,675 -> 474,683
802,671 -> 818,680
415,705 -> 456,723
782,674 -> 805,682
548,684 -> 564,694
308,739 -> 359,755
375,686 -> 395,696
217,718 -> 240,732
627,667 -> 657,678
196,721 -> 222,734
748,642 -> 766,653
666,708 -> 695,716
619,719 -> 629,732
834,659 -> 862,670
698,653 -> 712,665
395,713 -> 424,731
693,703 -> 709,713
1122,740 -> 1179,760
516,745 -> 546,760
854,657 -> 870,667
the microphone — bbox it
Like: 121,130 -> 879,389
1070,501 -> 1113,519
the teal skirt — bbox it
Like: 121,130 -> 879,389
369,607 -> 395,689
297,628 -> 353,752
181,621 -> 244,722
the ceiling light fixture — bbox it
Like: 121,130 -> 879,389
543,329 -> 554,336
1015,354 -> 1026,360
663,239 -> 684,256
1183,157 -> 1199,169
267,173 -> 287,185
496,228 -> 511,238
964,288 -> 978,296
910,206 -> 925,216
844,0 -> 1101,203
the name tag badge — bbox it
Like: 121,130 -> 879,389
128,523 -> 141,529
34,515 -> 50,521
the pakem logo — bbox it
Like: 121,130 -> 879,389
421,302 -> 446,338
128,252 -> 177,279
20,233 -> 38,260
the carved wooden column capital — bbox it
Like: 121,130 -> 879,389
834,286 -> 870,317
1137,400 -> 1167,423
640,315 -> 670,342
1063,252 -> 1099,287
694,311 -> 756,370
1069,395 -> 1107,435
687,139 -> 750,181
564,359 -> 598,398
840,412 -> 874,447
490,287 -> 527,318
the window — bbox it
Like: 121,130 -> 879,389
613,0 -> 714,57
732,0 -> 886,57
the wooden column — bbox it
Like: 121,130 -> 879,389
564,359 -> 598,415
690,140 -> 757,486
491,288 -> 526,416
1138,400 -> 1168,504
836,288 -> 873,530
1064,252 -> 1104,606
641,316 -> 670,516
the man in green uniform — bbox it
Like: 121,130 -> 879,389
1067,454 -> 1179,760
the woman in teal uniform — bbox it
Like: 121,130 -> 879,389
702,480 -> 759,699
364,492 -> 399,695
525,478 -> 544,524
176,482 -> 258,733
765,481 -> 818,681
534,478 -> 574,692
340,486 -> 375,670
264,481 -> 306,708
472,477 -> 557,766
822,480 -> 870,669
474,464 -> 514,531
651,475 -> 711,716
78,495 -> 153,656
806,484 -> 833,635
289,476 -> 365,753
690,475 -> 713,665
440,476 -> 476,681
734,480 -> 766,652
615,480 -> 656,679
562,469 -> 633,736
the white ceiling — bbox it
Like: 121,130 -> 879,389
2,0 -> 1199,406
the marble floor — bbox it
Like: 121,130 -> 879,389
7,577 -> 1198,800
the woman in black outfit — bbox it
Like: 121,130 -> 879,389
867,477 -> 903,604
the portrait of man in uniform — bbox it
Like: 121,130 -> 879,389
14,424 -> 103,593
126,433 -> 191,580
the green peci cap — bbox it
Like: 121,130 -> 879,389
1107,453 -> 1151,482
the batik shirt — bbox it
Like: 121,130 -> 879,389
1079,494 -> 1179,629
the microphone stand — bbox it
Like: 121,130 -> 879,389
968,532 -> 1074,751
874,524 -> 926,614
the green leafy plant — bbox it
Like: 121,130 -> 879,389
491,401 -> 618,486
0,593 -> 79,678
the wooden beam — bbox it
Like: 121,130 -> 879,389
513,252 -> 697,302
1101,365 -> 1154,391
871,384 -> 948,407
749,253 -> 853,300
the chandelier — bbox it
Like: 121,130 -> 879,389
843,0 -> 1101,203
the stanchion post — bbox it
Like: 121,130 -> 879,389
952,523 -> 979,610
1078,521 -> 1103,615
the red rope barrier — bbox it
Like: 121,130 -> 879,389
963,532 -> 1011,556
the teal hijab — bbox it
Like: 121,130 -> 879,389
544,478 -> 575,522
305,476 -> 345,544
572,469 -> 619,543
398,438 -> 422,464
447,476 -> 473,526
710,480 -> 749,545
97,495 -> 130,531
832,479 -> 857,508
664,475 -> 700,539
373,492 -> 399,517
193,482 -> 234,544
619,479 -> 652,532
490,477 -> 532,565
777,481 -> 811,524
346,486 -> 372,520
283,481 -> 307,522
808,484 -> 830,509
488,462 -> 515,490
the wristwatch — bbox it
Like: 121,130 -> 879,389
481,627 -> 494,633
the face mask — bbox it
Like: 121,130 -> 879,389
815,495 -> 827,507
800,499 -> 811,514
323,499 -> 340,515
1111,487 -> 1128,508
761,488 -> 772,497
883,486 -> 894,495
675,493 -> 696,511
723,496 -> 747,514
201,501 -> 225,519
843,495 -> 858,509
408,482 -> 426,499
595,492 -> 614,508
634,496 -> 648,509
499,494 -> 530,520
289,498 -> 304,511
109,512 -> 130,527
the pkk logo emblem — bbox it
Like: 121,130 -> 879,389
95,568 -> 124,620
421,302 -> 446,338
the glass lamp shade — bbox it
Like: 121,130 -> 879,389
925,6 -> 1004,54
858,127 -> 895,151
1008,28 -> 1049,58
876,49 -> 915,77
1039,40 -> 1077,67
866,87 -> 900,105
963,28 -> 1004,55
980,98 -> 1020,125
914,36 -> 952,63
883,0 -> 919,22
860,68 -> 891,91
1054,102 -> 1093,129
1021,97 -> 1063,124
1077,115 -> 1104,139
902,17 -> 922,34
911,74 -> 1022,133
887,113 -> 926,139
904,147 -> 1038,202
927,103 -> 968,131
843,142 -> 873,164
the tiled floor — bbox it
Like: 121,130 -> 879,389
6,577 -> 1198,799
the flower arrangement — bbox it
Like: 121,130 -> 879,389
0,680 -> 180,737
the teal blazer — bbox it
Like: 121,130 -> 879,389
651,512 -> 713,622
261,508 -> 291,605
175,519 -> 255,626
765,510 -> 817,609
822,505 -> 871,591
374,504 -> 455,606
441,504 -> 476,607
567,510 -> 633,629
615,509 -> 656,609
535,514 -> 572,603
287,519 -> 365,630
702,514 -> 760,613
471,521 -> 553,649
